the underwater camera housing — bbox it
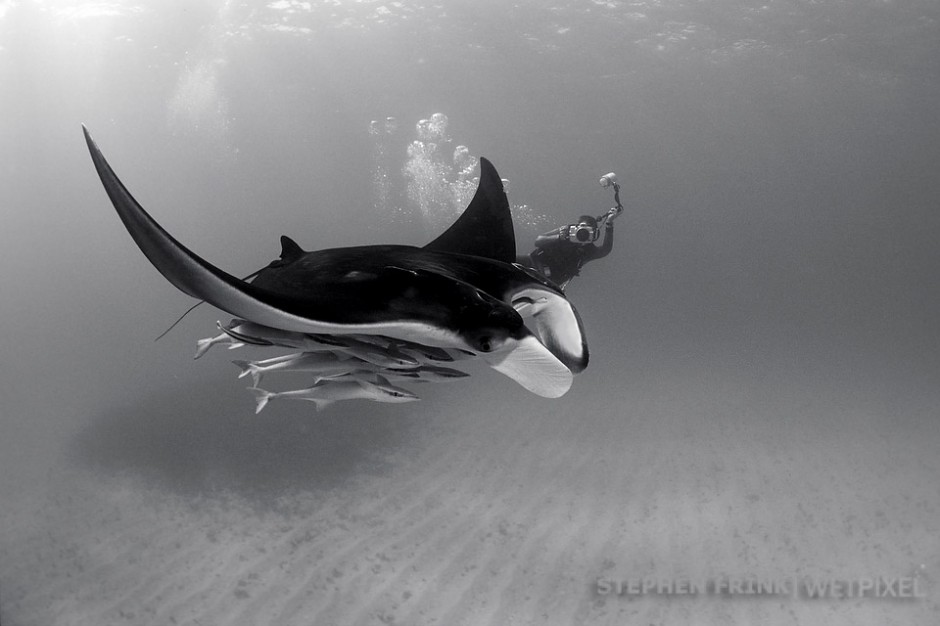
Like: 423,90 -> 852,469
567,223 -> 599,243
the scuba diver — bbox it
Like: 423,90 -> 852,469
519,172 -> 624,290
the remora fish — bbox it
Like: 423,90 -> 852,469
231,351 -> 368,387
194,318 -> 295,359
216,322 -> 420,367
217,321 -> 419,368
194,331 -> 245,359
248,377 -> 419,413
305,334 -> 419,368
358,366 -> 469,384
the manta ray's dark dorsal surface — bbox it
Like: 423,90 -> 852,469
82,126 -> 577,396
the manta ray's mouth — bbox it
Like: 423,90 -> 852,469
511,288 -> 589,374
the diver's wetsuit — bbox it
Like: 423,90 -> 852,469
519,221 -> 614,289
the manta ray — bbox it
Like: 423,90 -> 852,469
82,126 -> 588,399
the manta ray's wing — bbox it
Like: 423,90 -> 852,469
82,126 -> 463,339
423,157 -> 516,263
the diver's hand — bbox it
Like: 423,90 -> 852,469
606,206 -> 622,221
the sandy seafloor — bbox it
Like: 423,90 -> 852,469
3,363 -> 938,626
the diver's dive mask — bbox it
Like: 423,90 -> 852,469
567,223 -> 599,244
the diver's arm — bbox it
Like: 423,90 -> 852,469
534,227 -> 568,249
590,221 -> 614,260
